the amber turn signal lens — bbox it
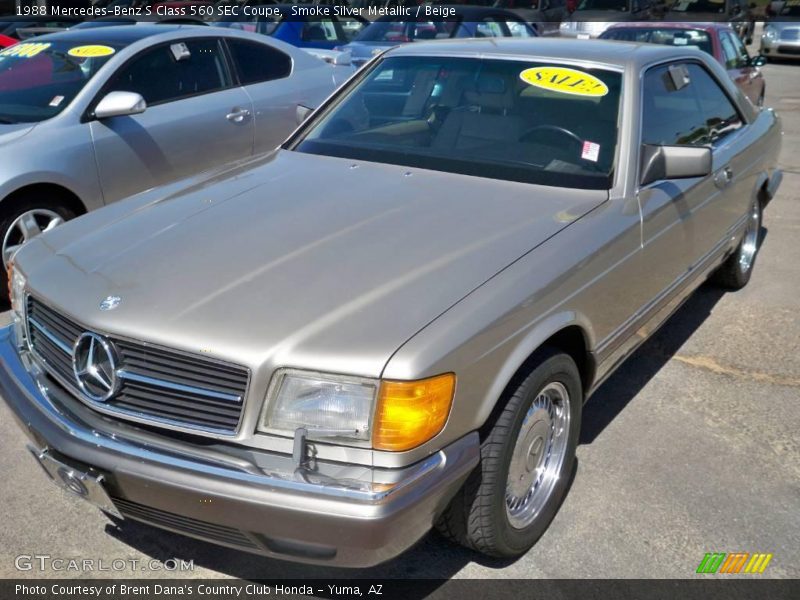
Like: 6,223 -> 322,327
372,373 -> 455,451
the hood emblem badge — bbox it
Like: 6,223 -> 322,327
72,332 -> 119,402
100,296 -> 121,311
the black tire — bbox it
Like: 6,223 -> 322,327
435,349 -> 582,557
0,193 -> 76,303
711,201 -> 762,291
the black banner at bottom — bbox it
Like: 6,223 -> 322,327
2,579 -> 799,600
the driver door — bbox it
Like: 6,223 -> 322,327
89,38 -> 254,204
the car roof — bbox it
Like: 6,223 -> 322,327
387,37 -> 706,70
34,23 -> 197,46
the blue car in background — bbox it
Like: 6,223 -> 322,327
335,6 -> 537,67
215,3 -> 368,50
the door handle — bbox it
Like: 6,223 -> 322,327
226,107 -> 251,123
714,166 -> 733,189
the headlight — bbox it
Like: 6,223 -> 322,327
7,262 -> 27,347
7,262 -> 26,320
260,369 -> 456,451
262,370 -> 377,442
763,27 -> 777,41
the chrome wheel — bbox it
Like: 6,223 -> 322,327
505,381 -> 570,529
738,203 -> 760,274
2,208 -> 64,268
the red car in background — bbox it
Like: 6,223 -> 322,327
601,22 -> 767,107
0,33 -> 15,48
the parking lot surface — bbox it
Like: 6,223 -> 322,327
0,56 -> 798,581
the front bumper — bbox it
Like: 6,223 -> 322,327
0,326 -> 479,567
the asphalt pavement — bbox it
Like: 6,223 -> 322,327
0,50 -> 798,581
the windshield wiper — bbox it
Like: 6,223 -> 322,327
0,116 -> 19,124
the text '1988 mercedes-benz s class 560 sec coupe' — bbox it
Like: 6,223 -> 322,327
0,38 -> 782,566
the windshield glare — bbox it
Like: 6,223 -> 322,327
0,40 -> 121,123
295,56 -> 622,190
602,27 -> 713,55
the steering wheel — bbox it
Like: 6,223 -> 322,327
519,125 -> 584,147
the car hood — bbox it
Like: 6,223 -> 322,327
0,122 -> 37,145
22,151 -> 607,377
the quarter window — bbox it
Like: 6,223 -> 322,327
107,39 -> 230,106
642,62 -> 742,147
226,40 -> 291,86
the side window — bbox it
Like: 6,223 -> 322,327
227,40 -> 291,86
642,64 -> 709,146
726,31 -> 750,67
687,63 -> 743,143
642,62 -> 742,147
506,19 -> 534,37
719,32 -> 741,69
476,18 -> 506,38
107,39 -> 230,106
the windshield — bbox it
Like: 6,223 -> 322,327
577,0 -> 629,10
0,40 -> 121,123
294,56 -> 622,190
670,0 -> 727,13
602,27 -> 713,55
355,19 -> 462,43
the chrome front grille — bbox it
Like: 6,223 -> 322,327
26,296 -> 249,435
780,28 -> 800,41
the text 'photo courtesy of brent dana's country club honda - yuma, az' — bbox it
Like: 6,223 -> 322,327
0,0 -> 797,590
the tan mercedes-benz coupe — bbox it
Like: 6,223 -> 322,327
1,38 -> 782,566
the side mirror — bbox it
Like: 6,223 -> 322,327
94,91 -> 147,120
640,144 -> 712,186
332,49 -> 352,67
749,54 -> 767,67
296,104 -> 314,125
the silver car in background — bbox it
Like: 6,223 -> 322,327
0,24 -> 344,297
1,38 -> 782,567
761,5 -> 800,60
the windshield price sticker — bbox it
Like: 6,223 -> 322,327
68,45 -> 115,58
520,66 -> 609,98
0,42 -> 51,58
581,141 -> 601,162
